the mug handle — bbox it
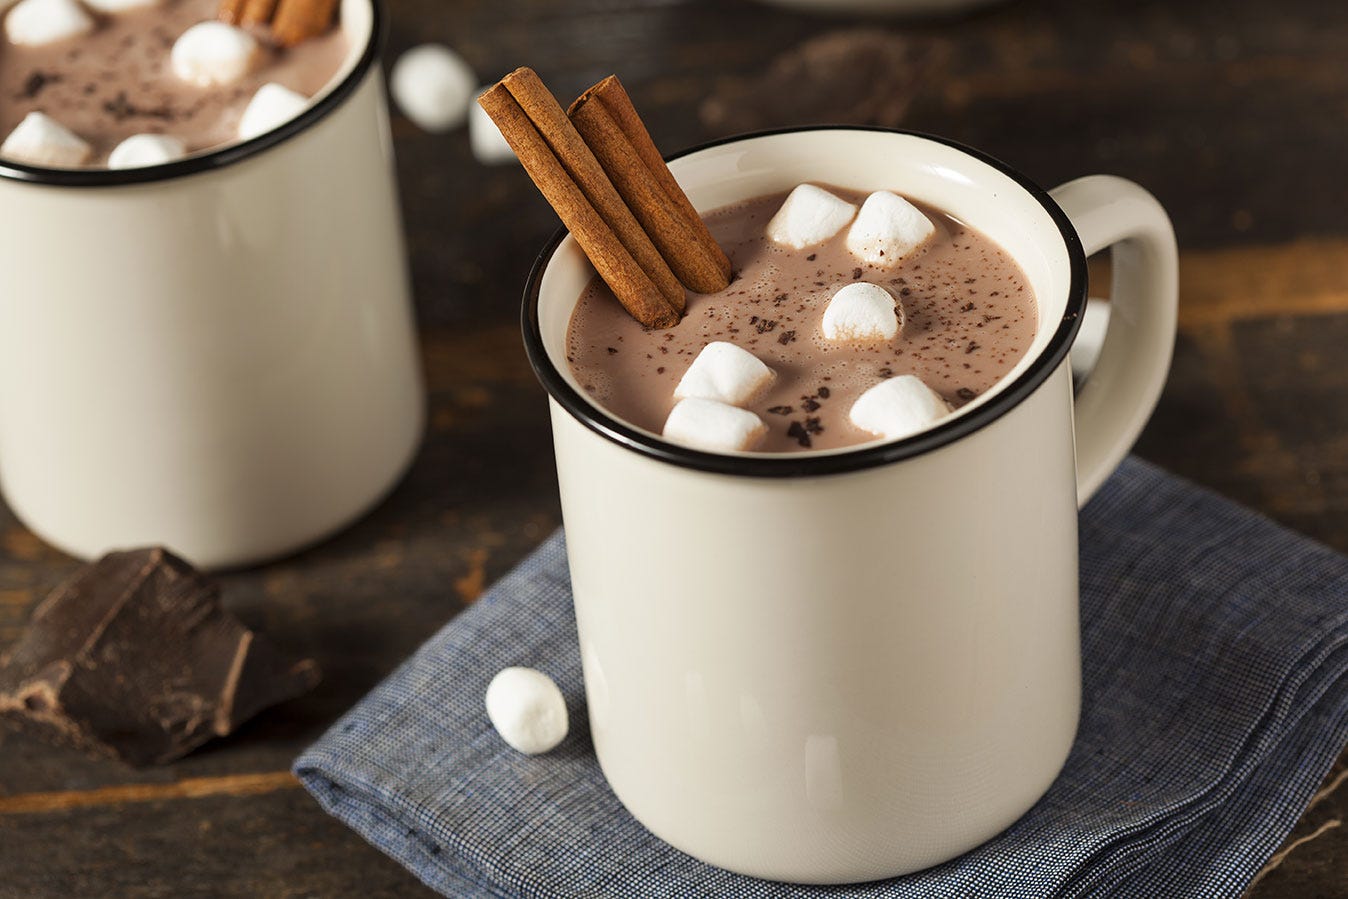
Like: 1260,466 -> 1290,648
1049,176 -> 1179,507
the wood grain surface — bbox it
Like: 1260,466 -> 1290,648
2,0 -> 1346,895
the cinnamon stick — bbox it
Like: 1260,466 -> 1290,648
570,76 -> 731,294
569,91 -> 730,296
271,0 -> 338,47
239,0 -> 279,26
501,68 -> 686,315
478,83 -> 680,329
217,0 -> 247,24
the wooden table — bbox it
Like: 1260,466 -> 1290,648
2,0 -> 1345,894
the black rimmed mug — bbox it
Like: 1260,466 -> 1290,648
0,0 -> 423,569
524,128 -> 1177,882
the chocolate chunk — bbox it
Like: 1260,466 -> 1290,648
956,387 -> 977,402
801,398 -> 821,412
817,386 -> 831,399
767,405 -> 794,415
786,421 -> 813,448
777,330 -> 797,345
0,549 -> 319,766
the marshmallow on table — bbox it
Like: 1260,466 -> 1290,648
470,89 -> 517,164
5,0 -> 94,46
850,375 -> 951,442
674,341 -> 775,407
846,190 -> 935,266
485,667 -> 568,755
390,44 -> 475,133
766,184 -> 858,250
822,282 -> 901,341
170,22 -> 260,88
238,83 -> 309,141
663,398 -> 767,453
0,112 -> 91,167
108,134 -> 187,169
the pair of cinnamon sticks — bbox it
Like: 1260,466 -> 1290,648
479,69 -> 731,329
218,0 -> 338,47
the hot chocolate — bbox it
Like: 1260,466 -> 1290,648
0,0 -> 347,167
567,185 -> 1038,453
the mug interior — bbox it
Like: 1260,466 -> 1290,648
0,0 -> 380,186
527,128 -> 1087,475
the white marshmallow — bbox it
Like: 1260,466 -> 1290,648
107,133 -> 187,169
663,398 -> 767,453
237,82 -> 309,140
485,667 -> 568,755
390,44 -> 475,133
674,341 -> 775,407
470,88 -> 517,164
83,0 -> 159,12
765,184 -> 858,250
822,282 -> 901,341
850,375 -> 951,441
170,22 -> 260,88
0,111 -> 90,167
846,190 -> 935,265
5,0 -> 94,47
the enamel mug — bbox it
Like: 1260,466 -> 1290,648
524,128 -> 1177,883
0,0 -> 423,570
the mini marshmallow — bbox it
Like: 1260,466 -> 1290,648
485,667 -> 568,755
5,0 -> 94,47
470,88 -> 517,164
822,282 -> 901,341
845,190 -> 935,266
850,375 -> 951,442
390,44 -> 475,133
170,21 -> 260,88
83,0 -> 159,11
765,184 -> 858,250
674,341 -> 775,407
663,398 -> 767,453
107,133 -> 187,169
0,111 -> 90,167
237,82 -> 309,140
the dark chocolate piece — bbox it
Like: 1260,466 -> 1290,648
0,548 -> 320,766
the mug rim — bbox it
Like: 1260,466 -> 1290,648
522,126 -> 1088,478
0,0 -> 385,188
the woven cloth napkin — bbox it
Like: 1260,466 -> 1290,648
295,457 -> 1348,898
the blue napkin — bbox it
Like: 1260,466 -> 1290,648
295,458 -> 1348,898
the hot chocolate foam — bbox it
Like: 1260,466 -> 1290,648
566,185 -> 1039,453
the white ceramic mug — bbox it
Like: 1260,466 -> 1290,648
0,0 -> 423,570
524,128 -> 1177,883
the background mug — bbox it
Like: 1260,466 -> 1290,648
524,128 -> 1178,883
0,0 -> 423,570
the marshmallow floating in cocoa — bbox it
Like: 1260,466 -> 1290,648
766,184 -> 858,250
5,0 -> 93,46
674,341 -> 775,407
822,282 -> 901,341
485,667 -> 568,755
0,111 -> 91,166
663,397 -> 767,453
390,44 -> 476,133
238,82 -> 309,140
84,0 -> 161,12
170,21 -> 260,88
846,190 -> 935,266
850,375 -> 950,441
108,133 -> 187,169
